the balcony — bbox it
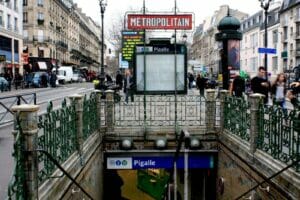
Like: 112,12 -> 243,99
37,19 -> 44,25
56,41 -> 68,49
33,36 -> 51,43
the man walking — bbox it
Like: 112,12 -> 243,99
251,66 -> 270,104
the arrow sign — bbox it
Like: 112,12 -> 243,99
258,48 -> 277,54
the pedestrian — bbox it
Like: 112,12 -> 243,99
124,69 -> 134,104
14,72 -> 23,90
271,73 -> 287,108
231,75 -> 245,97
251,66 -> 270,104
188,73 -> 195,89
196,73 -> 207,97
115,70 -> 123,90
49,72 -> 57,87
4,71 -> 12,91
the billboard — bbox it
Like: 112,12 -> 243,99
227,40 -> 240,70
122,30 -> 145,62
127,14 -> 193,30
135,43 -> 187,94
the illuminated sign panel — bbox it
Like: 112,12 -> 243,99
127,14 -> 193,30
122,30 -> 145,62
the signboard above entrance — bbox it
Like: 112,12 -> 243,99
122,30 -> 145,62
127,14 -> 193,30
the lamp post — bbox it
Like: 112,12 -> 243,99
99,0 -> 107,88
259,0 -> 272,80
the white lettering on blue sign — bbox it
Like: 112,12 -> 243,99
133,159 -> 156,167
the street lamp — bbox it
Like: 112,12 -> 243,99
99,0 -> 107,89
259,0 -> 272,80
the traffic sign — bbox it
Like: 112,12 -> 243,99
258,47 -> 277,54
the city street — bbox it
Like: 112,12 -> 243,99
0,82 -> 94,199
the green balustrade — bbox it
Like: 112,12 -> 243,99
7,129 -> 26,200
82,93 -> 98,140
258,104 -> 300,172
37,99 -> 77,184
224,96 -> 250,141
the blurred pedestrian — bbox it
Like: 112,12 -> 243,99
116,70 -> 123,90
251,66 -> 270,104
124,69 -> 134,104
231,75 -> 245,97
271,73 -> 287,108
196,73 -> 207,97
4,71 -> 12,91
188,73 -> 195,89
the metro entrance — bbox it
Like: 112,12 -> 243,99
103,150 -> 217,200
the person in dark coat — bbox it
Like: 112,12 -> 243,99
124,69 -> 134,104
251,66 -> 270,104
116,71 -> 123,90
231,75 -> 245,97
49,72 -> 57,87
196,73 -> 207,97
4,71 -> 12,91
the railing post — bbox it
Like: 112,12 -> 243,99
249,93 -> 264,154
69,94 -> 84,151
11,104 -> 40,200
106,90 -> 114,132
94,90 -> 103,130
206,89 -> 216,132
219,90 -> 230,132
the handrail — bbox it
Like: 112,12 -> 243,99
36,149 -> 94,200
162,130 -> 186,200
234,158 -> 300,200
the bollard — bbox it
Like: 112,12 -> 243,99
106,90 -> 114,132
69,94 -> 84,152
11,104 -> 40,199
219,90 -> 230,132
249,93 -> 265,154
206,89 -> 216,132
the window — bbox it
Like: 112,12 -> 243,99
23,30 -> 28,39
7,14 -> 11,30
38,29 -> 44,42
275,12 -> 279,21
23,0 -> 27,6
14,17 -> 17,31
23,12 -> 27,23
37,12 -> 44,20
14,0 -> 17,11
250,57 -> 257,72
37,0 -> 43,6
250,33 -> 258,48
272,56 -> 278,71
283,27 -> 288,40
0,11 -> 3,27
272,30 -> 278,43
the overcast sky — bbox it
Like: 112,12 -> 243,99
74,0 -> 281,27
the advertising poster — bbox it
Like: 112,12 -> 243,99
227,40 -> 240,70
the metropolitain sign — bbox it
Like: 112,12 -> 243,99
127,14 -> 193,30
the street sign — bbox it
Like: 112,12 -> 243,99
258,47 -> 277,54
127,14 -> 193,30
107,155 -> 214,169
122,30 -> 145,62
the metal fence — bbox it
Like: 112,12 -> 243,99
114,95 -> 207,129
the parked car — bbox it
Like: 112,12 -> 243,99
0,77 -> 8,91
32,71 -> 49,87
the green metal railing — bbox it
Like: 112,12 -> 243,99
7,117 -> 26,200
258,104 -> 300,172
224,96 -> 250,141
114,95 -> 206,128
37,99 -> 77,184
83,93 -> 98,140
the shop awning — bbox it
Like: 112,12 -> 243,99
37,62 -> 47,70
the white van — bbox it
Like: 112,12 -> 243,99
53,66 -> 74,84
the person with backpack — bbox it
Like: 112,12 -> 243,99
231,75 -> 245,97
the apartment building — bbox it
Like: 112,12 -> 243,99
191,5 -> 248,75
0,0 -> 23,76
23,0 -> 101,72
280,0 -> 300,72
240,2 -> 282,78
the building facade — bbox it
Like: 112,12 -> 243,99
0,0 -> 23,76
23,0 -> 101,72
191,5 -> 248,76
240,1 -> 282,78
280,0 -> 300,73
